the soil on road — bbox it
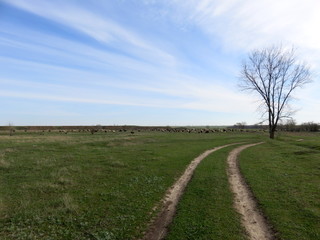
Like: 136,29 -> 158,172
142,143 -> 239,240
227,143 -> 275,240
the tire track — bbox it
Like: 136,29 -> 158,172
142,143 -> 240,240
227,143 -> 275,240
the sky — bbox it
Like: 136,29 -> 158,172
0,0 -> 319,126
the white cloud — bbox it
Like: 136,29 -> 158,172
2,0 -> 318,124
171,0 -> 320,52
0,72 -> 255,115
166,0 -> 320,121
3,0 -> 176,66
0,31 -> 162,75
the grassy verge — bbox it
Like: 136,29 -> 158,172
0,131 -> 260,239
239,133 -> 320,240
165,143 -> 259,240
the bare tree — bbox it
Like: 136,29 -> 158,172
284,119 -> 297,132
8,123 -> 15,136
234,122 -> 246,130
240,45 -> 311,139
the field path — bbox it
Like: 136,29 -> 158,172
142,143 -> 240,240
227,143 -> 275,240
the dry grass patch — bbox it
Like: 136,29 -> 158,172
0,159 -> 10,169
36,156 -> 57,167
51,167 -> 75,186
0,134 -> 74,144
0,150 -> 12,169
62,193 -> 78,214
0,198 -> 6,218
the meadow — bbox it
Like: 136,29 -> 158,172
0,130 -> 319,239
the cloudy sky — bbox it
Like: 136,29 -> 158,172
1,0 -> 319,126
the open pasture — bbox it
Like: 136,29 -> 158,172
0,130 -> 319,239
239,133 -> 320,240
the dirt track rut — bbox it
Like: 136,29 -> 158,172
227,143 -> 275,240
142,143 -> 239,240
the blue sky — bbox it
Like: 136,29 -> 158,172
1,0 -> 319,126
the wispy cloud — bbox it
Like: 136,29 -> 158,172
0,30 -> 164,77
1,0 -> 318,125
3,0 -> 176,66
0,69 -> 254,114
170,0 -> 320,52
0,16 -> 253,115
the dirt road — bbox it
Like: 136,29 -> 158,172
227,143 -> 275,240
142,143 -> 240,240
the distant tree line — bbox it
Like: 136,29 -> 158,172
278,121 -> 319,132
233,121 -> 319,132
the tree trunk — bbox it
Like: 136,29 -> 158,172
269,127 -> 275,139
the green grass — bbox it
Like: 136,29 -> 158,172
239,133 -> 320,240
2,131 -> 318,239
0,131 -> 259,239
165,145 -> 249,240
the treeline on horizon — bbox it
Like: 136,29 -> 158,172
234,121 -> 319,132
0,122 -> 319,132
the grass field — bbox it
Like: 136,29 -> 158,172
0,131 -> 260,239
0,131 -> 319,239
239,133 -> 320,240
166,133 -> 319,240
